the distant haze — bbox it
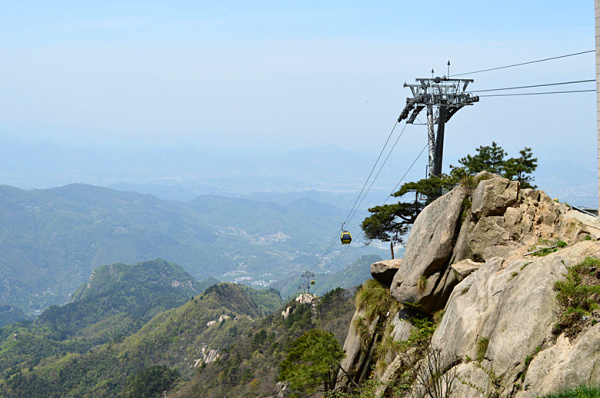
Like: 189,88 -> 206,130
0,2 -> 596,205
0,142 -> 595,208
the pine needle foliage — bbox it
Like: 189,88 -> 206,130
279,329 -> 345,395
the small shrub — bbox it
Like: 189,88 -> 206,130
520,262 -> 531,271
417,276 -> 428,294
459,174 -> 479,191
529,239 -> 568,257
554,257 -> 600,337
403,316 -> 436,351
461,196 -> 473,221
476,337 -> 489,362
433,310 -> 445,326
355,279 -> 399,323
532,247 -> 558,257
540,385 -> 600,397
514,382 -> 522,390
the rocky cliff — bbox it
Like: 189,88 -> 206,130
338,173 -> 600,397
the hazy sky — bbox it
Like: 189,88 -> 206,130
0,1 -> 595,169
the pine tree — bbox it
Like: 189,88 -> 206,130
279,329 -> 345,395
362,143 -> 537,258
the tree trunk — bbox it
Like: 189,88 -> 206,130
390,241 -> 394,259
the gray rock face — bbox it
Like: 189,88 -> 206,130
517,327 -> 600,397
450,259 -> 482,282
430,241 -> 600,398
371,259 -> 402,287
471,177 -> 519,218
390,186 -> 466,312
337,307 -> 379,388
342,174 -> 600,397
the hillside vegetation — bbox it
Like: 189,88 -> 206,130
0,259 -> 216,380
172,287 -> 356,397
0,263 -> 284,397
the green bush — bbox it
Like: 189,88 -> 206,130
122,365 -> 181,398
476,337 -> 489,362
555,259 -> 600,316
355,279 -> 400,323
541,385 -> 600,397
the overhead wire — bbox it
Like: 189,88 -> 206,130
342,121 -> 398,227
345,123 -> 409,226
470,79 -> 595,93
452,50 -> 595,77
318,136 -> 425,272
383,143 -> 428,205
318,120 -> 401,260
306,119 -> 408,275
478,89 -> 596,97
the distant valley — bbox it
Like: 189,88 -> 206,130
0,183 -> 384,314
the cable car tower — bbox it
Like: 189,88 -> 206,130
298,271 -> 315,294
398,64 -> 479,177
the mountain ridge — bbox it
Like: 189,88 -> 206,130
0,183 -> 382,314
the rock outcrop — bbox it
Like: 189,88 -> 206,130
337,174 -> 600,397
390,173 -> 599,314
371,259 -> 402,287
391,186 -> 466,312
432,241 -> 600,397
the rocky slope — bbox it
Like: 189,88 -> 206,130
338,173 -> 600,397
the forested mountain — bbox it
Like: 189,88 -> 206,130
0,306 -> 29,328
0,259 -> 218,377
0,267 -> 287,397
172,287 -> 356,397
0,183 -> 382,314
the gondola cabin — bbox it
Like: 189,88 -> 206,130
340,231 -> 352,245
311,280 -> 315,285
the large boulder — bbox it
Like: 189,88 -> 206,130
337,307 -> 379,388
450,259 -> 482,282
471,176 -> 519,218
429,241 -> 600,397
371,259 -> 402,287
337,173 -> 600,397
390,186 -> 466,312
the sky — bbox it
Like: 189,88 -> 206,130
0,1 -> 596,194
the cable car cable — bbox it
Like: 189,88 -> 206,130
345,123 -> 409,226
452,49 -> 594,77
470,79 -> 595,93
342,121 -> 399,226
383,143 -> 428,205
306,120 -> 409,274
478,89 -> 596,97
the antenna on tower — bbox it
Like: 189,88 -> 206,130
397,69 -> 479,177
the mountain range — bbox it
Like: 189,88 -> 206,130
0,259 -> 291,397
0,183 -> 383,314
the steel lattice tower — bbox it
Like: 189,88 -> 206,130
398,71 -> 479,177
